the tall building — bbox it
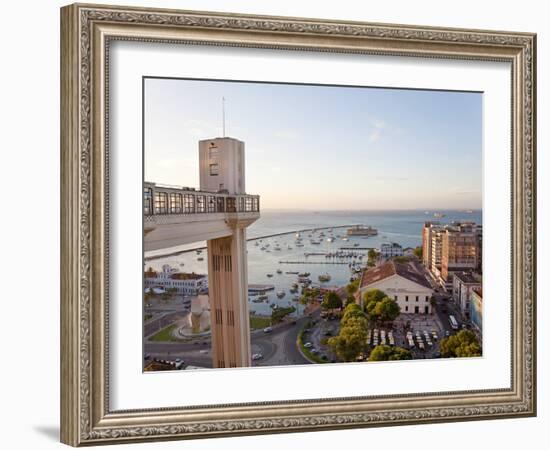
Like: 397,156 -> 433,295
199,137 -> 256,369
440,222 -> 481,287
421,222 -> 441,269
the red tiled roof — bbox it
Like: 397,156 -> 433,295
360,261 -> 432,290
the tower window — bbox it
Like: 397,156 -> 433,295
210,163 -> 219,176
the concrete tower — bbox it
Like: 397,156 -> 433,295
199,137 -> 255,368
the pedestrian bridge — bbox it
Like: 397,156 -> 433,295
143,182 -> 260,251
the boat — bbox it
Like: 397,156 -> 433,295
196,249 -> 202,254
285,271 -> 299,275
179,263 -> 185,267
252,297 -> 264,303
318,273 -> 331,282
310,240 -> 321,245
197,257 -> 204,261
266,273 -> 274,278
260,246 -> 266,250
342,237 -> 349,241
433,212 -> 446,218
276,291 -> 286,298
298,272 -> 311,277
296,243 -> 304,247
326,237 -> 334,242
258,295 -> 268,301
276,269 -> 283,274
346,225 -> 378,236
292,296 -> 301,302
353,243 -> 360,247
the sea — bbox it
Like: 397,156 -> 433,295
144,209 -> 482,317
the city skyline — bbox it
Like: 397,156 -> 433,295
144,78 -> 483,210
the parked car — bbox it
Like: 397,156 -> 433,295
304,342 -> 313,348
252,353 -> 263,360
263,327 -> 273,333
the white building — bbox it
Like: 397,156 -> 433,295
144,264 -> 208,296
357,261 -> 434,314
380,242 -> 404,258
452,271 -> 481,318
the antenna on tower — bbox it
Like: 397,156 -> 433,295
222,96 -> 226,137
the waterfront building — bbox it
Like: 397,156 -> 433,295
421,221 -> 442,269
441,222 -> 481,288
422,221 -> 482,291
356,260 -> 434,314
144,264 -> 207,296
452,271 -> 482,318
469,287 -> 483,333
380,242 -> 404,258
144,136 -> 260,368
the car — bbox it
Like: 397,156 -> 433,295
263,327 -> 273,333
199,349 -> 209,354
304,342 -> 313,348
252,353 -> 263,360
311,348 -> 319,354
144,353 -> 151,360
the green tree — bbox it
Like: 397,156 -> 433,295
367,249 -> 377,260
368,345 -> 412,361
271,306 -> 296,324
440,330 -> 481,358
340,303 -> 366,327
413,247 -> 423,259
328,317 -> 368,362
345,295 -> 356,306
371,297 -> 401,322
363,289 -> 387,306
346,279 -> 360,296
322,291 -> 343,311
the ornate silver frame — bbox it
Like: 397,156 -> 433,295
60,3 -> 536,446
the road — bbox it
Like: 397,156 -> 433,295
144,312 -> 314,368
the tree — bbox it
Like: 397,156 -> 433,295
371,297 -> 401,322
367,249 -> 377,260
363,289 -> 387,306
413,247 -> 423,259
368,345 -> 412,361
340,303 -> 366,327
322,291 -> 343,311
346,279 -> 360,296
328,317 -> 368,362
271,306 -> 296,324
345,295 -> 356,307
440,330 -> 481,358
363,289 -> 400,323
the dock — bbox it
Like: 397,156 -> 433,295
248,284 -> 275,294
278,260 -> 351,265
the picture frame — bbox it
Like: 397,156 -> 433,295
60,3 -> 536,446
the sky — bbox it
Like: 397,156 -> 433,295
144,78 -> 482,210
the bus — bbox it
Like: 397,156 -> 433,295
449,315 -> 459,330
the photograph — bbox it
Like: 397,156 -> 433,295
142,78 -> 484,371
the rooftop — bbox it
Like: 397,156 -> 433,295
360,260 -> 432,290
453,271 -> 481,284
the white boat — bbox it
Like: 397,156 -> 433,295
318,273 -> 331,282
326,237 -> 334,242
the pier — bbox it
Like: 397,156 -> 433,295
248,284 -> 275,294
278,260 -> 353,265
